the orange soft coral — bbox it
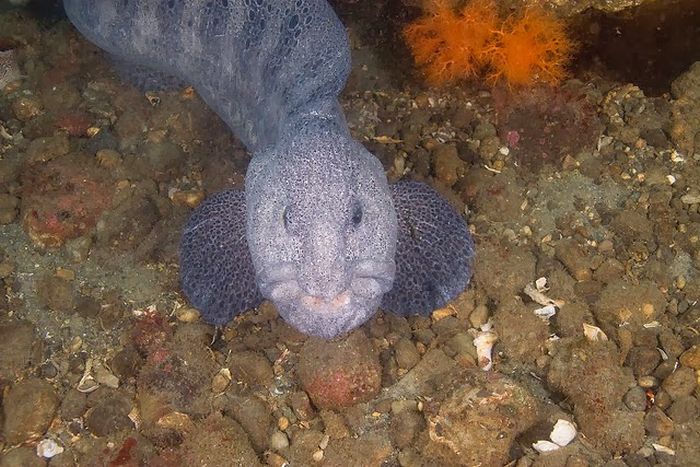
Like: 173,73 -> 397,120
403,0 -> 498,85
403,2 -> 574,88
487,7 -> 574,87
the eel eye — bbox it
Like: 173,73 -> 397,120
351,202 -> 363,227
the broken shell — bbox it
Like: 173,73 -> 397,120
652,443 -> 676,456
473,330 -> 498,371
582,323 -> 608,341
277,416 -> 290,431
77,359 -> 99,393
534,304 -> 557,321
532,440 -> 561,453
550,419 -> 577,447
36,439 -> 64,458
312,449 -> 324,462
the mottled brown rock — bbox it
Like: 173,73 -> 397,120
0,320 -> 43,383
419,369 -> 538,466
3,378 -> 59,444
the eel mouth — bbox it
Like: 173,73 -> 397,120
257,260 -> 394,338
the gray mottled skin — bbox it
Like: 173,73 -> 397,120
63,0 -> 475,338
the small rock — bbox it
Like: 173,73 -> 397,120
37,274 -> 75,313
229,351 -> 274,387
432,144 -> 464,187
175,413 -> 262,466
11,96 -> 42,121
289,391 -> 315,421
679,345 -> 700,369
171,189 -> 205,208
319,409 -> 349,439
95,148 -> 122,168
175,306 -> 200,323
2,378 -> 60,444
225,395 -> 272,453
85,391 -> 133,437
626,346 -> 662,377
26,134 -> 70,163
623,386 -> 648,411
644,407 -> 674,437
59,389 -> 87,420
64,236 -> 92,263
0,193 -> 19,224
270,430 -> 289,451
661,366 -> 697,400
0,321 -> 42,383
666,396 -> 699,424
0,447 -> 41,467
394,338 -> 420,370
390,409 -> 423,449
469,304 -> 489,328
555,238 -> 593,281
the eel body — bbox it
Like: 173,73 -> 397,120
63,0 -> 475,338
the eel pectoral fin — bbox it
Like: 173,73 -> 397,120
180,189 -> 262,325
382,180 -> 475,316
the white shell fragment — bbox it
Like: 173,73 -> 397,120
36,439 -> 64,458
473,330 -> 498,371
534,304 -> 558,321
532,440 -> 561,453
652,443 -> 676,455
523,282 -> 565,307
582,323 -> 608,341
533,419 -> 577,454
550,419 -> 577,447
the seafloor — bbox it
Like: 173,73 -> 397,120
0,2 -> 699,467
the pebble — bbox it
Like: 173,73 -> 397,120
319,409 -> 349,439
11,96 -> 42,121
2,378 -> 59,444
394,338 -> 420,370
644,407 -> 674,437
679,345 -> 700,369
277,416 -> 289,431
26,134 -> 70,163
171,189 -> 205,208
555,238 -> 592,281
37,274 -> 75,313
289,391 -> 315,421
0,193 -> 18,224
626,346 -> 662,376
469,304 -> 490,328
638,375 -> 658,388
85,391 -> 133,436
432,144 -> 464,187
95,148 -> 122,168
270,430 -> 289,451
661,366 -> 697,400
0,321 -> 41,381
623,386 -> 648,411
667,395 -> 700,424
64,236 -> 92,263
225,394 -> 272,452
175,306 -> 201,323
